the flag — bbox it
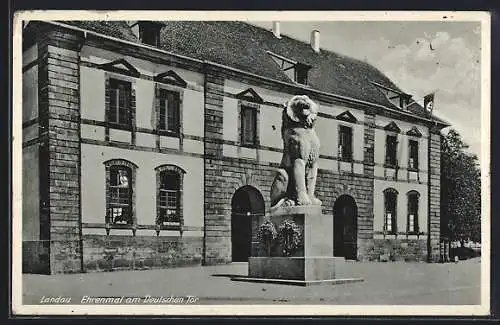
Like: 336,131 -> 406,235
424,93 -> 435,116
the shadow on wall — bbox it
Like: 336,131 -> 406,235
22,240 -> 50,274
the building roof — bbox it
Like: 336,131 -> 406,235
60,20 -> 445,123
62,20 -> 138,43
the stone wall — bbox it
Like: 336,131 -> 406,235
316,171 -> 374,261
203,68 -> 227,264
36,23 -> 84,274
204,157 -> 277,264
368,238 -> 427,262
82,235 -> 203,272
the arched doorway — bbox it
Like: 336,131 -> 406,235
333,195 -> 358,260
231,185 -> 265,262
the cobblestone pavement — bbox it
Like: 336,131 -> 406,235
22,258 -> 481,305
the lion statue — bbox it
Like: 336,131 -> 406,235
270,95 -> 322,209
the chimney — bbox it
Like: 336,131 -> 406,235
272,21 -> 281,39
311,30 -> 320,53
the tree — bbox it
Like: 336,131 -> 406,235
440,129 -> 481,246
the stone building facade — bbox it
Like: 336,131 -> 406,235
21,20 -> 448,274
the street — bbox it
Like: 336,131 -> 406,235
22,258 -> 481,305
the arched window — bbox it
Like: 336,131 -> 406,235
155,165 -> 185,229
383,188 -> 398,234
407,191 -> 420,234
104,159 -> 138,225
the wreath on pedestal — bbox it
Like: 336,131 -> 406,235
257,220 -> 277,257
277,219 -> 302,257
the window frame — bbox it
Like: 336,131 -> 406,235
266,51 -> 311,85
155,165 -> 186,232
238,101 -> 260,148
371,81 -> 411,109
295,63 -> 310,85
385,134 -> 398,168
104,73 -> 137,145
408,139 -> 420,171
383,188 -> 398,235
108,77 -> 133,130
155,83 -> 184,140
104,159 -> 138,229
138,21 -> 162,47
338,124 -> 353,162
407,191 -> 420,234
158,88 -> 181,134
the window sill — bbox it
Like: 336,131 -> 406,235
157,223 -> 182,231
338,157 -> 353,163
384,164 -> 398,169
83,222 -> 182,231
408,168 -> 419,172
157,129 -> 180,137
106,222 -> 133,228
240,143 -> 259,149
381,233 -> 397,239
107,122 -> 132,132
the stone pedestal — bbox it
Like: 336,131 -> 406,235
233,205 -> 363,286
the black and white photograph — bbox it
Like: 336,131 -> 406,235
12,11 -> 491,316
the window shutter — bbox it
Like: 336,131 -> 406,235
109,87 -> 117,123
159,90 -> 166,130
118,86 -> 128,126
243,109 -> 250,142
171,93 -> 180,133
346,128 -> 352,159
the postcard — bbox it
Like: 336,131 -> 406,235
12,10 -> 491,316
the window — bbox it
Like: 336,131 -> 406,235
399,96 -> 410,108
384,188 -> 398,234
104,160 -> 138,225
407,191 -> 420,234
385,135 -> 398,167
159,89 -> 180,133
158,171 -> 180,224
155,165 -> 185,228
372,81 -> 412,109
267,51 -> 311,85
241,105 -> 257,146
108,166 -> 132,224
295,63 -> 310,85
138,21 -> 162,47
338,125 -> 353,161
109,78 -> 132,128
104,159 -> 137,227
408,140 -> 419,170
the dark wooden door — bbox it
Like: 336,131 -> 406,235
231,186 -> 265,262
231,212 -> 253,262
334,195 -> 358,260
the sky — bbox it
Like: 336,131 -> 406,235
250,21 -> 482,157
